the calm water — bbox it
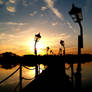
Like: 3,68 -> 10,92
65,61 -> 92,88
0,64 -> 46,92
0,62 -> 92,91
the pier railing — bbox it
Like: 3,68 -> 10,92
0,62 -> 81,90
0,64 -> 41,92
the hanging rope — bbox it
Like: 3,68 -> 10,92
22,77 -> 35,80
12,82 -> 20,92
0,67 -> 20,85
65,65 -> 71,70
23,66 -> 35,70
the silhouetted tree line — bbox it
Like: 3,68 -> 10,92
0,52 -> 92,69
0,52 -> 92,63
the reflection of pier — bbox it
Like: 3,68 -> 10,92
1,55 -> 90,91
22,56 -> 82,91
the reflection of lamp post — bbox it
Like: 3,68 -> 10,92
34,33 -> 41,78
69,4 -> 83,88
60,40 -> 65,55
34,33 -> 41,55
60,40 -> 65,76
46,47 -> 50,55
59,48 -> 62,56
69,4 -> 83,55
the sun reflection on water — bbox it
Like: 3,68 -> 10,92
0,64 -> 47,92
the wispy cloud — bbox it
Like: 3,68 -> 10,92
44,0 -> 63,20
0,22 -> 25,26
23,0 -> 28,7
66,22 -> 73,29
57,33 -> 70,40
0,33 -> 16,41
66,21 -> 76,33
41,6 -> 47,11
6,6 -> 16,12
9,0 -> 16,4
5,0 -> 16,13
7,22 -> 25,26
44,0 -> 76,34
0,0 -> 4,5
52,22 -> 58,26
29,11 -> 37,16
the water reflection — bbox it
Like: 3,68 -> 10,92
0,64 -> 47,92
0,61 -> 92,91
75,63 -> 82,88
65,61 -> 92,88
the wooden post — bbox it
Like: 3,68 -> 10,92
20,63 -> 22,92
75,63 -> 82,88
71,63 -> 74,86
63,47 -> 65,76
38,64 -> 40,74
35,64 -> 38,78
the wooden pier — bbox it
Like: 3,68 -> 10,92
22,56 -> 73,91
21,54 -> 91,91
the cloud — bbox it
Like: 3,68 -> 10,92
66,22 -> 73,29
57,33 -> 70,40
41,6 -> 47,11
7,22 -> 25,26
40,14 -> 44,17
9,0 -> 16,4
52,22 -> 58,26
66,21 -> 76,33
44,0 -> 76,34
0,33 -> 16,41
0,33 -> 6,39
0,22 -> 25,26
6,6 -> 16,12
29,11 -> 37,16
0,0 -> 3,5
23,0 -> 28,7
44,0 -> 63,20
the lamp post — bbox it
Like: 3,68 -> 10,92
19,63 -> 22,92
60,40 -> 65,56
46,47 -> 50,55
34,33 -> 41,55
34,33 -> 41,77
69,4 -> 83,55
60,40 -> 65,76
69,4 -> 83,88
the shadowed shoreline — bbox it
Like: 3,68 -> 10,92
0,52 -> 92,90
0,52 -> 92,67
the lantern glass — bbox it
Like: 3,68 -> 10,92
35,33 -> 41,42
77,11 -> 83,20
60,40 -> 64,47
69,4 -> 83,22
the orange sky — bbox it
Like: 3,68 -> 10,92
0,0 -> 92,56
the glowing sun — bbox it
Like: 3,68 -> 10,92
29,39 -> 45,55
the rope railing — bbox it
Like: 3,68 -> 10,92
12,82 -> 20,92
0,64 -> 43,92
22,66 -> 36,81
23,65 -> 35,70
0,67 -> 20,85
22,77 -> 35,80
65,65 -> 71,70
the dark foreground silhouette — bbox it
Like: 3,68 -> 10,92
22,64 -> 73,92
0,52 -> 92,90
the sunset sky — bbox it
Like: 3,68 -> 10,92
0,0 -> 92,55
